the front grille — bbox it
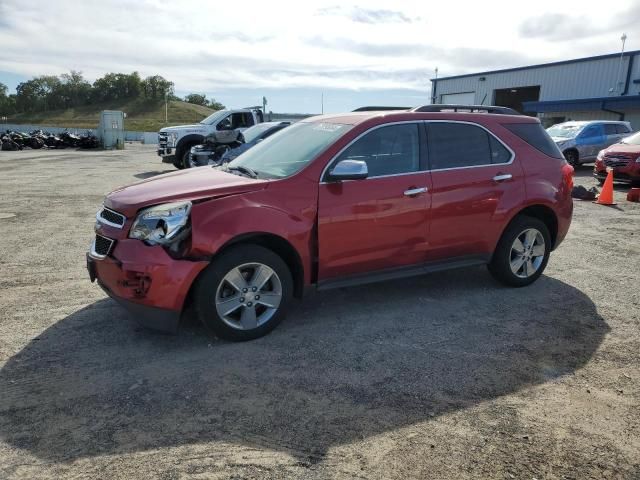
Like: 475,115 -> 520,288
98,207 -> 125,227
94,234 -> 115,257
159,132 -> 168,148
603,153 -> 636,168
604,158 -> 630,168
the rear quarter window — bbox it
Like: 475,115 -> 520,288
503,123 -> 564,159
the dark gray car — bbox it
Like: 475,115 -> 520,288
189,122 -> 290,168
546,121 -> 632,166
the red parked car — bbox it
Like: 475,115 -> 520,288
87,106 -> 574,341
594,130 -> 640,186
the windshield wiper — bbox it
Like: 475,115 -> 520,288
227,165 -> 258,179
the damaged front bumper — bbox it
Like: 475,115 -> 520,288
87,239 -> 208,333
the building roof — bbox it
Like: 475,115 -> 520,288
434,50 -> 640,82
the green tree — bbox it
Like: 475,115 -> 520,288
207,98 -> 225,110
141,75 -> 174,100
59,70 -> 92,107
184,93 -> 207,106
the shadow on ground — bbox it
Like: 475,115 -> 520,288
0,267 -> 607,462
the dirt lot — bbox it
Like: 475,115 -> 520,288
0,145 -> 638,479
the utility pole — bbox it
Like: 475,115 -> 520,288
321,92 -> 324,114
165,92 -> 168,123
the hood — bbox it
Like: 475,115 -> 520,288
105,168 -> 268,217
551,137 -> 574,144
159,124 -> 207,133
602,143 -> 640,157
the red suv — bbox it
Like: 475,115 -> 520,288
594,130 -> 640,186
87,106 -> 574,341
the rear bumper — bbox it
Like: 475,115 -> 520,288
86,240 -> 208,333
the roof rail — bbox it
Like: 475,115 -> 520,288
352,106 -> 411,112
411,104 -> 522,115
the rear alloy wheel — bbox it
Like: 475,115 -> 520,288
195,245 -> 293,341
488,216 -> 551,287
564,150 -> 579,167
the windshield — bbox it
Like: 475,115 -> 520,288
227,122 -> 352,179
200,110 -> 229,125
621,131 -> 640,145
242,123 -> 279,144
546,124 -> 582,139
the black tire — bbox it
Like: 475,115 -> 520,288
173,148 -> 190,169
564,149 -> 579,167
195,244 -> 293,341
488,215 -> 551,287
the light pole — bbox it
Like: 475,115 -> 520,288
431,67 -> 438,104
616,33 -> 627,95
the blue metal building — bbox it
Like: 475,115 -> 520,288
431,50 -> 640,129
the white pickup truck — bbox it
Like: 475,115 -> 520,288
157,107 -> 264,169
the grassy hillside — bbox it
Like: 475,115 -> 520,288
7,99 -> 216,132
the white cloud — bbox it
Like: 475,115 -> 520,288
0,0 -> 637,95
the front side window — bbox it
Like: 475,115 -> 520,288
604,124 -> 617,135
335,123 -> 420,177
427,123 -> 509,169
581,125 -> 603,138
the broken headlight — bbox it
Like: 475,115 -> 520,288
129,201 -> 191,245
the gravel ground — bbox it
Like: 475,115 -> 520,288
0,145 -> 638,479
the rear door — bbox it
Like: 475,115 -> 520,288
604,124 -> 621,148
317,122 -> 431,281
425,121 -> 524,261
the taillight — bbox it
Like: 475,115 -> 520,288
562,163 -> 574,190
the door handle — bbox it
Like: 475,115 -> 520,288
404,187 -> 428,196
492,174 -> 512,182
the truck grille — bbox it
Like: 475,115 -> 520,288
98,207 -> 125,227
93,234 -> 115,258
159,132 -> 168,148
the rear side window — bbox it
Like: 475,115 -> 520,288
616,124 -> 631,134
604,124 -> 617,135
503,123 -> 564,159
336,123 -> 420,177
427,123 -> 511,169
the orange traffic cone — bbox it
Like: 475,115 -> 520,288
595,169 -> 616,206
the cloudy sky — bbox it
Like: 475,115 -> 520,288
0,0 -> 638,113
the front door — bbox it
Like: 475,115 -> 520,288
425,121 -> 525,261
317,123 -> 431,281
576,124 -> 605,160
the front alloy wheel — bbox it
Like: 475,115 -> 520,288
195,245 -> 293,341
215,263 -> 283,330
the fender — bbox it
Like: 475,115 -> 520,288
175,134 -> 205,156
188,188 -> 317,285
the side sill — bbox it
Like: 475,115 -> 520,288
316,255 -> 490,291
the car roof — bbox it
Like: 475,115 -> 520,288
555,120 -> 627,127
302,110 -> 538,126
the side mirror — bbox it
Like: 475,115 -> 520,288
328,159 -> 368,181
218,119 -> 232,131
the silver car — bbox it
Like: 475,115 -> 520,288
546,121 -> 632,166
